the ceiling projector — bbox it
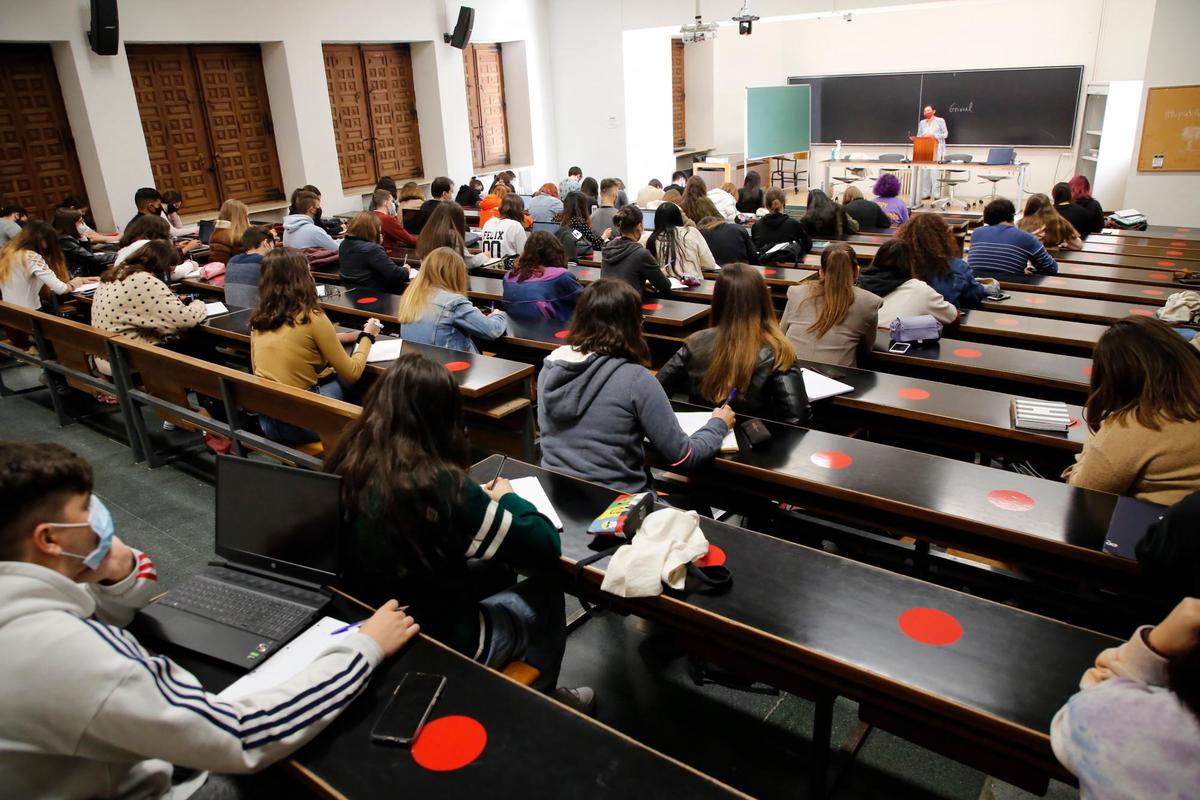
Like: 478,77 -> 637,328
680,13 -> 719,42
732,1 -> 759,35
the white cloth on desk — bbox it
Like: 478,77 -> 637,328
600,508 -> 710,598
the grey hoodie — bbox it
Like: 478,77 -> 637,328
281,213 -> 339,251
537,346 -> 728,493
600,236 -> 671,298
0,555 -> 382,799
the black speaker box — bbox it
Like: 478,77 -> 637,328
444,6 -> 475,49
88,0 -> 119,56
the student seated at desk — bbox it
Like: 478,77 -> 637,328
115,215 -> 202,281
780,243 -> 881,368
600,205 -> 671,299
1052,182 -> 1095,240
649,202 -> 717,281
408,176 -> 455,235
1063,317 -> 1200,505
665,171 -> 688,196
224,226 -> 273,309
967,198 -> 1058,278
801,189 -> 860,239
751,188 -> 812,261
658,263 -> 810,425
416,201 -> 487,270
0,221 -> 96,311
857,240 -> 957,329
478,182 -> 509,228
1051,597 -> 1200,800
339,211 -> 410,295
528,182 -> 563,223
1068,174 -> 1105,236
679,177 -> 721,226
558,165 -> 583,198
557,190 -> 608,256
872,173 -> 909,229
397,246 -> 507,353
737,171 -> 765,214
124,187 -> 162,232
326,354 -> 594,712
398,181 -> 425,210
454,177 -> 484,208
53,209 -> 115,277
0,205 -> 27,248
481,193 -> 529,260
590,178 -> 621,236
698,215 -> 757,266
250,248 -> 380,444
896,213 -> 988,309
158,189 -> 199,238
1019,193 -> 1083,251
0,440 -> 418,800
580,177 -> 600,210
538,279 -> 734,494
58,195 -> 120,245
207,199 -> 249,264
841,185 -> 890,232
281,191 -> 338,251
502,231 -> 582,321
708,181 -> 740,221
637,178 -> 665,209
370,189 -> 418,255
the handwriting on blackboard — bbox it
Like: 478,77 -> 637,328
948,102 -> 974,114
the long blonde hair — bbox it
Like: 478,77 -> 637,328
214,199 -> 249,247
701,263 -> 795,402
396,247 -> 468,323
0,221 -> 68,285
806,243 -> 858,338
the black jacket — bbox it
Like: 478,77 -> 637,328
856,264 -> 908,298
407,198 -> 443,235
736,188 -> 764,213
700,223 -> 757,266
59,234 -> 115,277
657,328 -> 810,425
1076,198 -> 1105,235
1135,490 -> 1200,603
750,212 -> 812,257
1056,200 -> 1102,237
338,236 -> 410,294
600,236 -> 671,298
844,198 -> 890,232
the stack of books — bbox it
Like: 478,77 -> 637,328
1010,398 -> 1071,432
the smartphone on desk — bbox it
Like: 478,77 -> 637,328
888,342 -> 912,354
370,672 -> 447,746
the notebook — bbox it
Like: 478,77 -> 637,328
366,338 -> 404,363
74,283 -> 99,295
1102,496 -> 1167,560
673,411 -> 738,452
801,368 -> 855,401
1010,398 -> 1071,432
205,302 -> 229,317
509,476 -> 564,530
217,616 -> 350,700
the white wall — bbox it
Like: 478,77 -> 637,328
683,40 -> 715,153
622,29 -> 676,190
1121,0 -> 1200,226
4,0 -> 555,227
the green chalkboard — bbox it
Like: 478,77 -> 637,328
746,85 -> 811,160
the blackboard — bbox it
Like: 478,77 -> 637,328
789,66 -> 1083,147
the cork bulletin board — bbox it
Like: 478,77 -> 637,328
1137,84 -> 1200,172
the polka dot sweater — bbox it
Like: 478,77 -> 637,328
91,271 -> 207,344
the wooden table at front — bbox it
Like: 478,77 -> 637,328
144,593 -> 744,800
868,330 -> 1092,400
471,455 -> 1119,796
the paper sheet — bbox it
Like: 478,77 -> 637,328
800,368 -> 855,401
217,616 -> 350,700
316,284 -> 327,297
509,476 -> 564,530
205,302 -> 229,317
669,277 -> 687,290
74,283 -> 99,295
366,338 -> 404,363
673,411 -> 738,452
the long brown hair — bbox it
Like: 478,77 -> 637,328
701,263 -> 795,402
806,243 -> 858,338
0,221 -> 68,284
1019,193 -> 1078,248
1085,316 -> 1200,432
345,211 -> 381,242
397,247 -> 467,323
249,247 -> 321,332
324,352 -> 471,582
567,279 -> 650,366
416,202 -> 467,259
512,231 -> 566,281
51,208 -> 83,238
896,213 -> 958,280
101,240 -> 177,284
679,176 -> 711,223
118,214 -> 170,248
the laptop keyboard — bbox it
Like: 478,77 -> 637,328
159,571 -> 320,641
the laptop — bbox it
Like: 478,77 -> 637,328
531,221 -> 560,234
197,219 -> 216,244
135,456 -> 342,669
1102,495 -> 1167,560
985,147 -> 1015,165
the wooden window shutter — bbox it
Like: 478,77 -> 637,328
322,45 -> 374,189
361,45 -> 424,181
672,39 -> 686,149
464,43 -> 509,170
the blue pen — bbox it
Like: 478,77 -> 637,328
726,388 -> 737,405
329,621 -> 363,636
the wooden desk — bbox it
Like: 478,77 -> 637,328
869,331 -> 1092,398
1078,239 -> 1200,261
1098,224 -> 1200,243
980,291 -> 1160,324
999,274 -> 1169,306
957,309 -> 1104,355
472,455 -> 1120,794
1053,261 -> 1194,289
473,264 -> 719,303
1053,248 -> 1195,272
145,595 -> 743,800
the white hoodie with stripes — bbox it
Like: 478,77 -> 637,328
0,552 -> 382,799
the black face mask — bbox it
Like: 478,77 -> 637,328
165,204 -> 179,215
313,207 -> 323,222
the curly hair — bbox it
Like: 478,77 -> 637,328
511,231 -> 566,281
896,213 -> 958,280
873,173 -> 901,199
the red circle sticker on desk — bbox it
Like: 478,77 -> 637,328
993,317 -> 1020,326
696,544 -> 726,567
642,303 -> 662,311
412,716 -> 487,771
1024,296 -> 1048,305
986,489 -> 1035,511
444,361 -> 470,372
577,269 -> 593,277
897,388 -> 930,400
952,348 -> 982,359
1167,250 -> 1184,256
553,330 -> 570,339
1148,273 -> 1170,280
810,450 -> 852,469
762,268 -> 777,275
1158,261 -> 1176,267
355,296 -> 379,305
1170,241 -> 1186,246
1082,366 -> 1092,377
1129,308 -> 1154,316
898,608 -> 962,646
1141,288 -> 1165,296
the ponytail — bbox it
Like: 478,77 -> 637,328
807,244 -> 857,338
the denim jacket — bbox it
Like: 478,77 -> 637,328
399,288 -> 508,353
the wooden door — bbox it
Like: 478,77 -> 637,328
464,44 -> 509,170
192,45 -> 284,205
361,45 -> 424,182
672,39 -> 686,149
323,45 -> 374,190
126,45 -> 220,211
0,44 -> 88,221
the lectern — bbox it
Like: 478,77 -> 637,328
911,135 -> 937,163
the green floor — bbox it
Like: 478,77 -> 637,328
0,362 -> 1078,799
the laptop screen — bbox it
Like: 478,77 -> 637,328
531,221 -> 559,233
215,456 -> 342,584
